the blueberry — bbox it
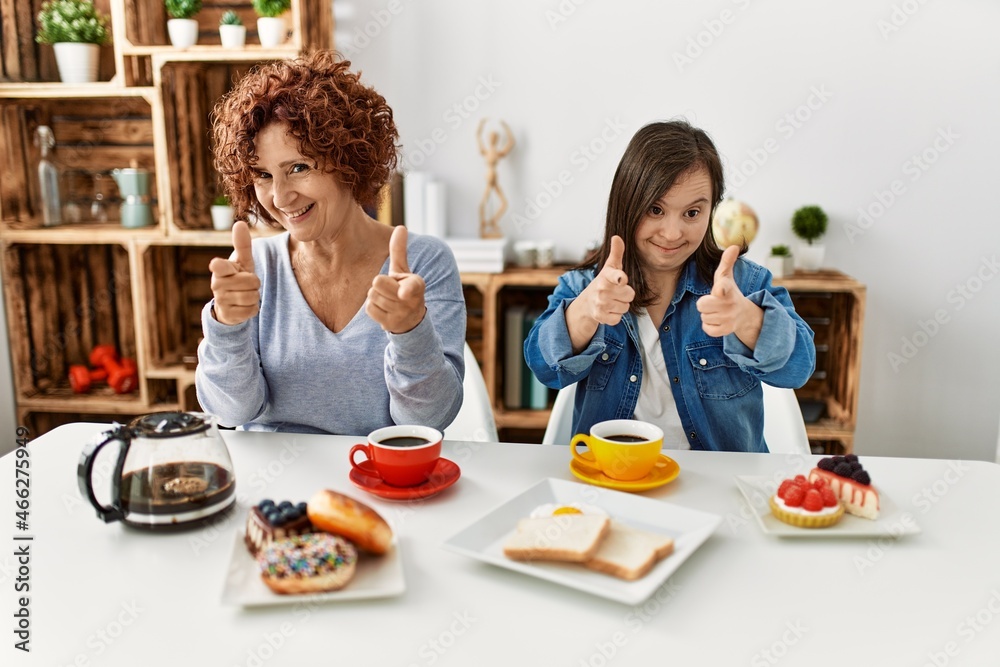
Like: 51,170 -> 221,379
296,502 -> 307,513
265,511 -> 281,524
258,499 -> 275,509
286,508 -> 302,521
278,500 -> 293,510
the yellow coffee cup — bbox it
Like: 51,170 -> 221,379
570,419 -> 663,481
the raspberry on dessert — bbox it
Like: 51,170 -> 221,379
785,486 -> 805,507
820,487 -> 838,507
803,489 -> 823,512
794,474 -> 807,485
778,479 -> 795,499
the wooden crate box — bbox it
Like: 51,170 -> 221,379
141,244 -> 224,368
0,97 -> 156,230
2,242 -> 136,399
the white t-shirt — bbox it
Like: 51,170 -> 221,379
632,312 -> 690,450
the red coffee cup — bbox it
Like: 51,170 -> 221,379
349,425 -> 442,487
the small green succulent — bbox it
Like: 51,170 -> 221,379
220,10 -> 242,26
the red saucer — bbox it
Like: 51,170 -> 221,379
349,457 -> 460,501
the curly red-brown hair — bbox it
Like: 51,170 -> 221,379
212,50 -> 398,225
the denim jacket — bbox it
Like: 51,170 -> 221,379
524,257 -> 816,452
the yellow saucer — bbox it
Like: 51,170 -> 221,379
569,452 -> 680,492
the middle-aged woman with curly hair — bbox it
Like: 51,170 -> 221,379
195,51 -> 466,434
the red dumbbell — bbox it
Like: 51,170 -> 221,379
86,345 -> 138,394
69,365 -> 108,393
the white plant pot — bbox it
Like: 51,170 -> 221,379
796,244 -> 826,271
52,43 -> 99,84
257,16 -> 288,47
219,24 -> 247,49
211,205 -> 235,231
766,255 -> 794,279
167,18 -> 200,49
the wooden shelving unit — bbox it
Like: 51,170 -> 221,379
0,0 -> 334,435
463,266 -> 865,452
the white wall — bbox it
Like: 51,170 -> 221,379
340,0 -> 1000,461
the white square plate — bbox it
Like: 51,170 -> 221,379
734,475 -> 922,538
441,478 -> 721,605
221,530 -> 405,607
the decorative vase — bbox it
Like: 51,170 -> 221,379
219,24 -> 247,49
796,244 -> 825,271
52,43 -> 99,84
211,205 -> 235,231
167,18 -> 200,49
766,255 -> 794,279
257,16 -> 287,47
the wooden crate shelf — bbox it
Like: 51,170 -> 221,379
0,95 -> 158,230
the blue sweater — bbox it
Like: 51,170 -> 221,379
195,231 -> 466,434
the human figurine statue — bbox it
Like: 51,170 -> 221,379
477,118 -> 515,239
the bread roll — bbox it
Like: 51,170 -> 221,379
307,489 -> 393,555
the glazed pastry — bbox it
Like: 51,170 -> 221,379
307,489 -> 393,555
257,533 -> 358,594
809,455 -> 880,520
245,499 -> 312,556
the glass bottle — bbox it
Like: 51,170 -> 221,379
35,125 -> 61,227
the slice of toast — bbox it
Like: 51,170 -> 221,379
503,514 -> 610,563
584,521 -> 674,580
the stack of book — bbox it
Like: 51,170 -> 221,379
504,306 -> 552,410
445,238 -> 507,274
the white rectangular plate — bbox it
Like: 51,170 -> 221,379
734,475 -> 922,538
441,478 -> 721,605
221,530 -> 405,607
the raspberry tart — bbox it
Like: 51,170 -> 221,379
809,455 -> 879,520
769,475 -> 844,528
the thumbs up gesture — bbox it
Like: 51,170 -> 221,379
366,226 -> 427,334
697,245 -> 758,339
208,221 -> 261,325
577,235 -> 636,327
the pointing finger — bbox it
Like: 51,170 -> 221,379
388,225 -> 410,275
605,235 -> 625,271
231,221 -> 255,273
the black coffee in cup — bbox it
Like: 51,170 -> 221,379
379,436 -> 432,448
604,434 -> 648,443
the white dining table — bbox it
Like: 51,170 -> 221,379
2,422 -> 999,666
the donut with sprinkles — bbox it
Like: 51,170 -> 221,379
257,533 -> 358,594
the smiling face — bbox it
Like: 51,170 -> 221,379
633,166 -> 714,284
252,122 -> 357,242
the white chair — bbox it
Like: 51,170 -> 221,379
443,344 -> 499,442
542,383 -> 576,445
761,383 -> 811,454
541,381 -> 811,454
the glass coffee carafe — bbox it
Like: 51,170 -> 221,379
77,412 -> 236,530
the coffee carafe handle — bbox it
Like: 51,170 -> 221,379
77,427 -> 132,523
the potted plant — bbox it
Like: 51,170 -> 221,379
35,0 -> 111,84
766,244 -> 793,278
253,0 -> 290,48
211,194 -> 235,230
165,0 -> 202,49
791,205 -> 828,271
219,10 -> 246,49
